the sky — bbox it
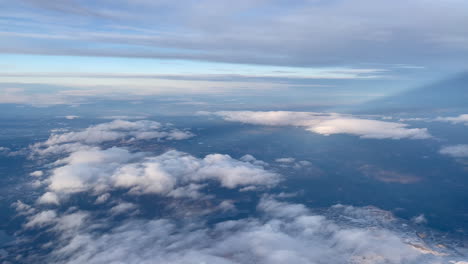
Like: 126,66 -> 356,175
1,0 -> 468,106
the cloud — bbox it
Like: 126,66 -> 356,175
16,197 -> 464,264
440,145 -> 468,158
95,193 -> 110,204
8,117 -> 466,263
53,211 -> 90,233
31,119 -> 194,155
41,148 -> 280,201
239,154 -> 269,167
37,192 -> 60,205
435,114 -> 468,125
0,88 -> 74,106
25,120 -> 278,205
64,115 -> 80,120
43,119 -> 190,145
412,214 -> 428,225
274,157 -> 314,170
25,210 -> 57,228
109,202 -> 139,215
308,118 -> 430,139
30,170 -> 44,177
0,146 -> 11,155
275,157 -> 295,163
2,0 -> 468,67
208,111 -> 431,139
12,200 -> 36,215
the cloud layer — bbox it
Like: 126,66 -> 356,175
14,196 -> 464,264
6,119 -> 466,263
2,0 -> 468,67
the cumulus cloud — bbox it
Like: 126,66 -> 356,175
25,210 -> 57,228
39,147 -> 279,203
435,114 -> 468,125
31,119 -> 194,155
239,154 -> 269,167
44,119 -> 192,145
12,200 -> 36,215
25,120 -> 278,204
37,192 -> 60,205
208,111 -> 431,139
440,145 -> 468,158
16,197 -> 465,264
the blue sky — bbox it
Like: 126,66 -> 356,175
1,0 -> 467,105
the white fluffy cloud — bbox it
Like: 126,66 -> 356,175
31,120 -> 194,155
37,192 -> 60,205
18,197 -> 464,264
46,119 -> 192,144
26,120 -> 277,204
435,114 -> 468,125
440,145 -> 468,158
208,111 -> 431,139
24,210 -> 57,228
41,147 -> 279,202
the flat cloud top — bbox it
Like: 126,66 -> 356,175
208,111 -> 431,139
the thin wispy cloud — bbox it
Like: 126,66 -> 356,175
2,0 -> 467,67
